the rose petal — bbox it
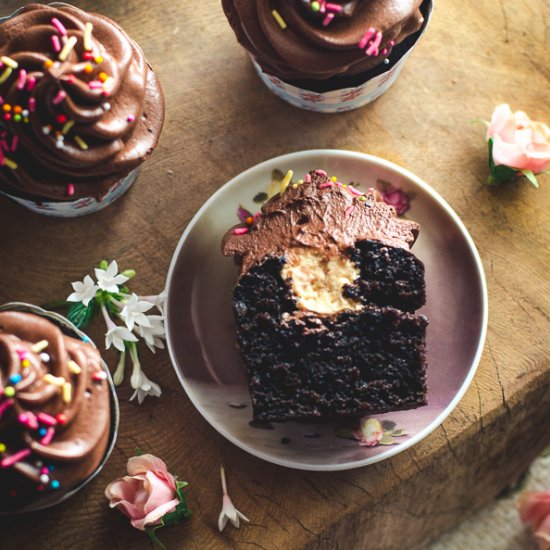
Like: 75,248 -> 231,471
143,471 -> 177,515
518,491 -> 550,529
105,477 -> 141,503
127,454 -> 169,478
487,104 -> 516,141
534,513 -> 550,550
131,498 -> 179,531
491,135 -> 531,170
110,499 -> 142,521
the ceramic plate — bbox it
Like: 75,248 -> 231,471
165,150 -> 488,471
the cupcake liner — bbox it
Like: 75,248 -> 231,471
0,302 -> 119,514
252,0 -> 433,113
0,168 -> 139,218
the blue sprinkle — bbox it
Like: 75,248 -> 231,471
38,428 -> 47,437
81,335 -> 90,343
48,464 -> 55,471
9,374 -> 22,385
50,480 -> 60,489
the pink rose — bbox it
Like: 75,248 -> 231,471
381,186 -> 411,216
105,454 -> 180,531
487,104 -> 550,174
518,491 -> 550,549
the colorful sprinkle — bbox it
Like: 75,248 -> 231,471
43,374 -> 65,387
279,170 -> 294,194
0,399 -> 14,417
62,382 -> 72,404
50,480 -> 60,489
40,427 -> 55,446
9,374 -> 22,385
62,120 -> 75,135
27,76 -> 37,91
51,17 -> 67,36
55,413 -> 67,425
319,182 -> 333,189
16,69 -> 27,90
40,352 -> 50,363
0,68 -> 13,85
53,90 -> 67,105
322,13 -> 335,26
66,183 -> 75,197
3,387 -> 15,398
0,443 -> 5,453
37,412 -> 57,426
1,448 -> 31,468
21,358 -> 30,369
74,135 -> 88,150
39,473 -> 49,484
1,56 -> 18,69
83,22 -> 94,51
28,97 -> 36,112
44,59 -> 54,69
83,64 -> 94,74
31,340 -> 49,354
93,371 -> 107,381
271,10 -> 287,30
58,36 -> 77,62
51,34 -> 61,53
127,114 -> 135,123
233,227 -> 249,236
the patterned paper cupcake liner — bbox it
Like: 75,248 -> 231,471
252,0 -> 433,113
0,168 -> 139,218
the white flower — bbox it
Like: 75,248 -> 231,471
67,275 -> 98,306
130,371 -> 162,404
139,290 -> 167,315
118,293 -> 153,331
218,466 -> 249,532
128,343 -> 161,404
101,305 -> 138,352
135,315 -> 165,353
113,350 -> 126,386
95,260 -> 129,293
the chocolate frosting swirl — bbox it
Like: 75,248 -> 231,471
0,311 -> 110,510
0,3 -> 164,200
223,170 -> 420,276
222,0 -> 425,81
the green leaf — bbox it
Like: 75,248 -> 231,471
335,427 -> 355,440
379,434 -> 396,446
522,170 -> 540,188
41,299 -> 70,310
253,192 -> 268,203
67,300 -> 97,329
381,420 -> 396,431
391,429 -> 407,437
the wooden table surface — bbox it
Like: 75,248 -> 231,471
1,1 -> 550,549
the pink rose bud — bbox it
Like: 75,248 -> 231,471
105,454 -> 180,531
487,104 -> 550,174
381,186 -> 411,216
517,490 -> 550,549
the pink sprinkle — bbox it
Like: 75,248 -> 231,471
0,95 -> 3,104
315,169 -> 327,176
28,97 -> 36,112
51,35 -> 61,53
16,69 -> 27,90
65,75 -> 76,84
11,135 -> 19,152
26,76 -> 36,91
0,399 -> 14,418
344,205 -> 355,218
305,173 -> 312,183
320,0 -> 326,13
26,412 -> 39,430
381,48 -> 388,56
40,467 -> 49,475
40,427 -> 55,446
16,348 -> 27,359
322,13 -> 335,26
359,28 -> 376,50
127,115 -> 135,123
36,412 -> 57,427
333,181 -> 343,187
253,212 -> 261,222
366,31 -> 383,56
88,80 -> 103,89
1,448 -> 31,468
389,40 -> 395,47
347,185 -> 363,196
18,413 -> 29,425
319,182 -> 333,189
326,2 -> 342,11
93,371 -> 107,381
233,227 -> 249,235
66,183 -> 75,196
51,17 -> 67,36
52,90 -> 66,105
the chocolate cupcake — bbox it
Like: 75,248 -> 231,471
222,0 -> 433,112
0,304 -> 118,513
0,3 -> 165,217
223,170 -> 428,423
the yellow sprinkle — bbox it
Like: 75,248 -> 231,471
102,76 -> 115,91
2,157 -> 18,170
1,56 -> 18,69
83,64 -> 93,74
83,22 -> 94,51
0,443 -> 5,453
98,71 -> 108,82
68,360 -> 81,375
74,135 -> 88,150
31,340 -> 49,353
62,120 -> 75,135
58,36 -> 77,62
292,184 -> 298,189
297,179 -> 304,185
43,374 -> 65,387
62,382 -> 72,404
331,176 -> 338,182
21,359 -> 30,368
94,55 -> 103,64
44,60 -> 54,69
0,68 -> 13,85
342,184 -> 348,188
271,9 -> 287,30
279,170 -> 294,195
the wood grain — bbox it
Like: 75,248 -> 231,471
1,1 -> 549,549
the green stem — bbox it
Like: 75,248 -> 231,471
40,299 -> 69,310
